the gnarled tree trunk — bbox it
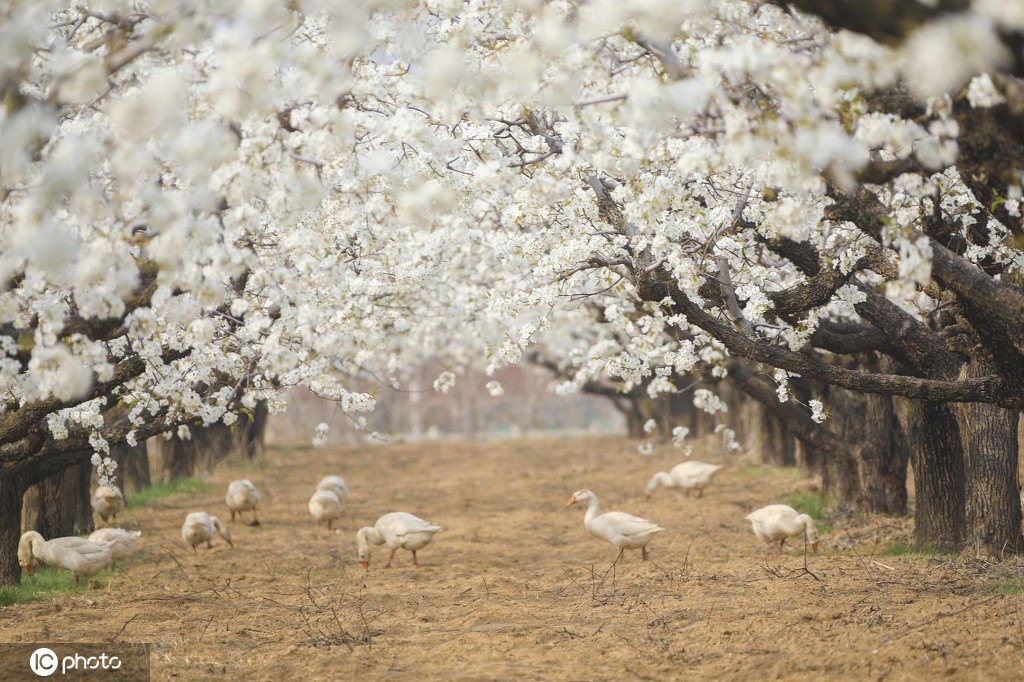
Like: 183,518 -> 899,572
955,360 -> 1022,556
895,398 -> 965,551
21,456 -> 94,538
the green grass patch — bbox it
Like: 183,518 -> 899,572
993,577 -> 1024,595
731,465 -> 801,480
785,490 -> 832,534
878,542 -> 939,558
0,567 -> 75,606
126,478 -> 210,507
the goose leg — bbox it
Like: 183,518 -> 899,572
250,509 -> 260,526
327,519 -> 333,530
778,539 -> 786,554
412,550 -> 419,567
73,574 -> 80,587
230,510 -> 237,523
642,546 -> 650,561
385,549 -> 397,568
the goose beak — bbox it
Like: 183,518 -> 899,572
21,563 -> 32,575
565,496 -> 577,507
811,541 -> 820,553
358,560 -> 369,571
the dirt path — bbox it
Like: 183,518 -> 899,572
3,438 -> 1022,681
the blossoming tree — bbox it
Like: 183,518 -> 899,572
3,0 -> 1023,582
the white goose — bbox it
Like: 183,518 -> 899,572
309,489 -> 343,530
645,461 -> 724,499
316,475 -> 348,502
181,512 -> 234,552
18,531 -> 113,586
87,528 -> 142,569
566,489 -> 665,561
745,504 -> 821,554
226,479 -> 261,526
91,485 -> 125,524
356,512 -> 443,569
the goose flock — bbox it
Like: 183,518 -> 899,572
17,456 -> 825,587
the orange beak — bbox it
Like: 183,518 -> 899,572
811,541 -> 820,553
21,563 -> 32,575
565,496 -> 577,507
358,560 -> 369,571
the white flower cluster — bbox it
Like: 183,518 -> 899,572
693,388 -> 729,415
433,371 -> 457,394
312,422 -> 330,448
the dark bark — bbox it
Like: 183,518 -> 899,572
856,362 -> 909,516
119,438 -> 150,491
764,0 -> 971,46
895,399 -> 965,550
0,471 -> 29,585
235,402 -> 268,461
158,437 -> 194,482
955,360 -> 1023,555
110,441 -> 151,493
21,456 -> 94,539
760,409 -> 797,467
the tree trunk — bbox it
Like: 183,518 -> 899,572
0,471 -> 29,585
158,436 -> 194,482
955,381 -> 1022,555
110,441 -> 151,493
193,424 -> 233,472
857,356 -> 909,515
233,402 -> 268,461
761,410 -> 797,466
895,398 -> 965,551
819,386 -> 863,512
21,456 -> 94,538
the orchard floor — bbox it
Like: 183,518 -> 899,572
3,438 -> 1024,681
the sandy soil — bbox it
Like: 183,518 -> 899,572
2,437 -> 1023,681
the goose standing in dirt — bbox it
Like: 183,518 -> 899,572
88,528 -> 142,570
645,461 -> 724,499
356,512 -> 443,569
309,489 -> 343,530
316,475 -> 348,502
181,512 -> 234,552
18,531 -> 113,586
745,504 -> 820,554
226,479 -> 261,526
566,489 -> 665,561
91,485 -> 125,524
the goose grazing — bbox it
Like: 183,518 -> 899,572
645,461 -> 724,499
566,489 -> 665,561
316,475 -> 348,502
309,489 -> 343,530
226,479 -> 261,526
745,504 -> 820,554
356,512 -> 443,570
18,531 -> 113,586
91,485 -> 125,524
87,528 -> 142,570
181,512 -> 234,552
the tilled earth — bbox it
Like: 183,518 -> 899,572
2,437 -> 1023,681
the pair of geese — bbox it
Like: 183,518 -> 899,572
306,475 -> 444,568
18,485 -> 141,587
569,461 -> 821,560
184,476 -> 444,570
